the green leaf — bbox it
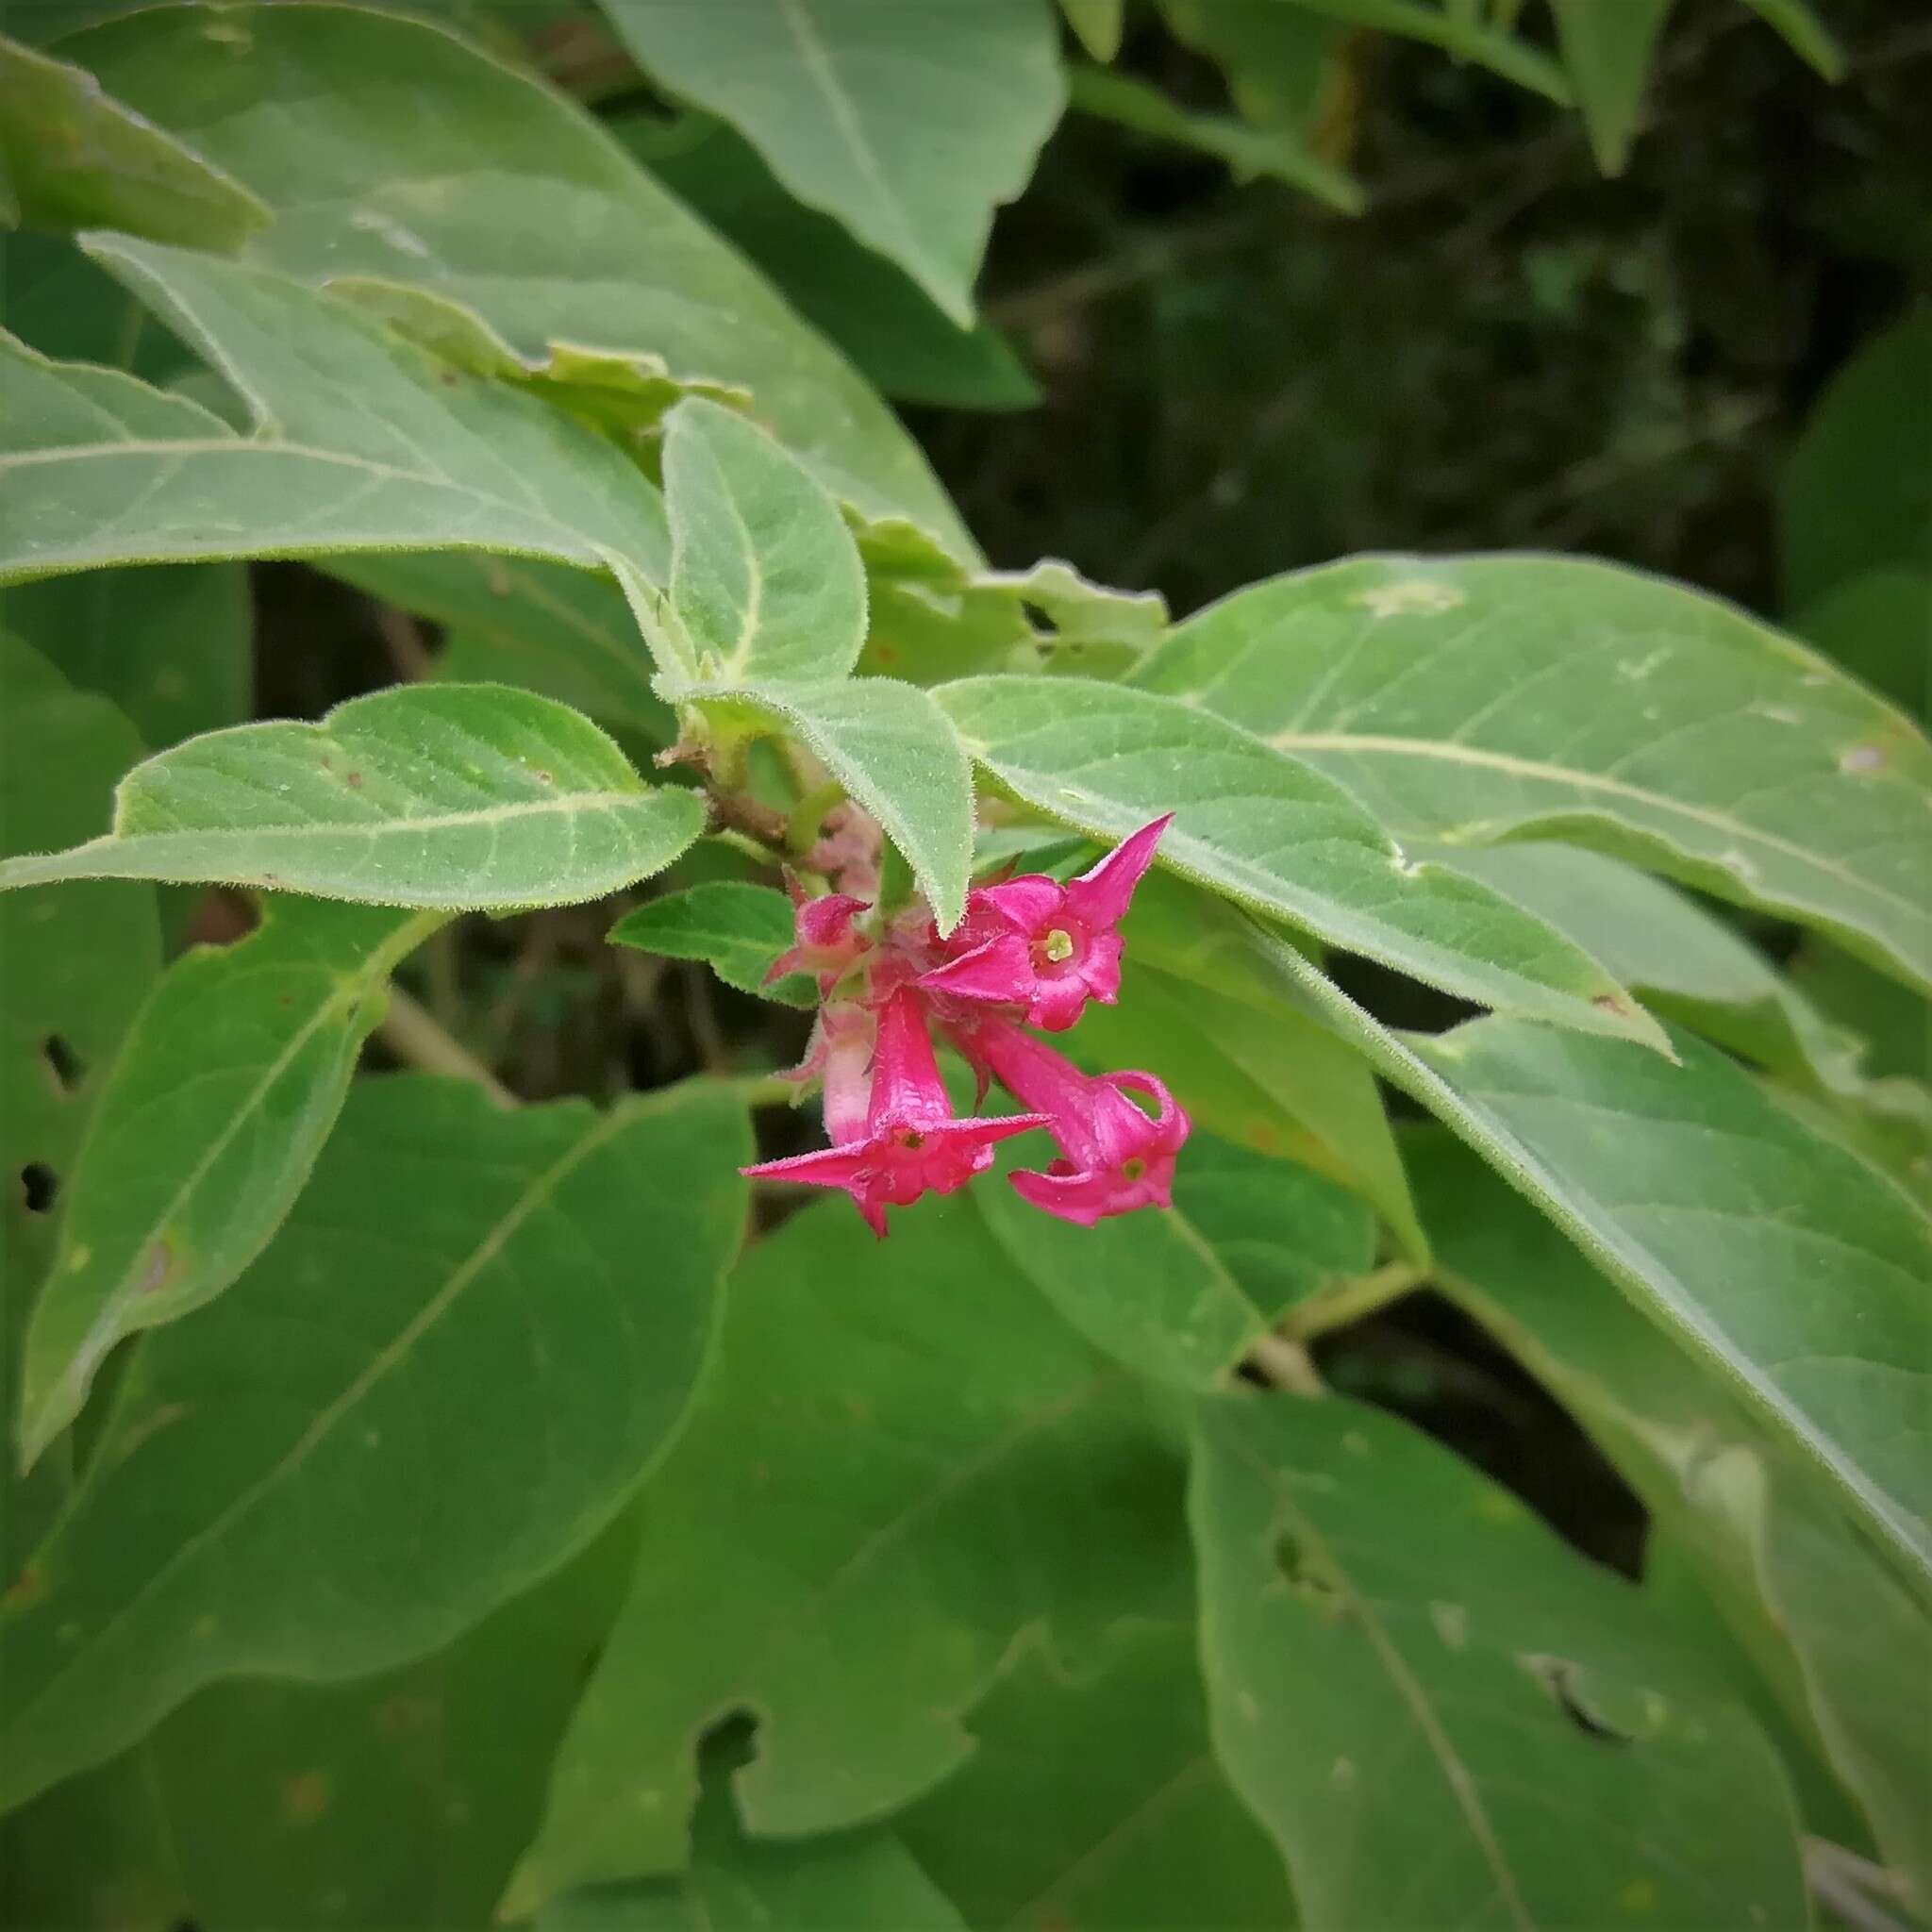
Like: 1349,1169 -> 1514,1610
0,639 -> 158,1571
333,554 -> 675,745
4,563 -> 251,752
589,0 -> 1064,326
1792,567 -> 1931,725
3,1506 -> 640,1930
900,1615 -> 1297,1930
1136,554 -> 1932,996
658,396 -> 868,687
1739,0 -> 1844,78
1407,1016 -> 1932,1583
1413,1130 -> 1932,1910
1087,874 -> 1428,1258
0,683 -> 705,909
1549,0 -> 1673,175
621,111 -> 1041,412
3,234 -> 672,599
539,1828 -> 965,1932
1781,314 -> 1932,610
503,1195 -> 1186,1912
608,883 -> 813,1006
1065,66 -> 1364,213
977,1126 -> 1375,1390
1434,841 -> 1859,1094
63,0 -> 971,545
938,673 -> 1668,1046
707,677 -> 975,934
1191,1389 -> 1808,1928
0,34 -> 268,248
15,900 -> 447,1472
1182,918 -> 1932,1592
1058,0 -> 1124,63
1158,0 -> 1343,138
0,1074 -> 749,1810
1280,0 -> 1571,101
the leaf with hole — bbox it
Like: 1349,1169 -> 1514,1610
1191,1390 -> 1807,1928
900,1611 -> 1295,1931
503,1195 -> 1186,1912
15,899 -> 447,1472
0,1074 -> 749,1811
1134,555 -> 1932,996
0,638 -> 158,1571
938,673 -> 1666,1045
0,683 -> 704,909
1414,1129 -> 1932,1910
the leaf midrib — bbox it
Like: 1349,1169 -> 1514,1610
1271,728 -> 1923,926
5,1103 -> 644,1740
22,910 -> 448,1459
1218,1422 -> 1537,1931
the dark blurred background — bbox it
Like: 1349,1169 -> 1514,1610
911,0 -> 1928,623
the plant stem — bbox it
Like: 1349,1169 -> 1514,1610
379,986 -> 515,1108
1286,1260 -> 1428,1342
1248,1331 -> 1325,1397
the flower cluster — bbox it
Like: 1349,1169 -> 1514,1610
742,816 -> 1190,1236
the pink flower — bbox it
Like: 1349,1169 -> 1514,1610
777,999 -> 876,1143
766,872 -> 869,993
964,1016 -> 1191,1227
920,815 -> 1173,1031
743,990 -> 1046,1237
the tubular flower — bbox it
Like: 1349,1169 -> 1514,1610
920,814 -> 1173,1030
965,1016 -> 1191,1227
743,990 -> 1046,1237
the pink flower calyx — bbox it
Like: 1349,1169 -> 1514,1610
766,871 -> 870,994
919,814 -> 1172,1031
742,990 -> 1046,1237
963,1015 -> 1191,1227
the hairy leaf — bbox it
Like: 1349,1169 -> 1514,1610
1192,1391 -> 1807,1928
1407,1016 -> 1932,1583
658,396 -> 867,687
608,883 -> 813,1005
708,677 -> 974,933
1416,1131 -> 1932,1910
939,673 -> 1665,1044
0,34 -> 267,246
0,1075 -> 749,1810
0,684 -> 704,909
2,235 -> 670,599
62,0 -> 969,543
591,0 -> 1064,325
1135,555 -> 1932,995
504,1196 -> 1185,1912
16,900 -> 446,1470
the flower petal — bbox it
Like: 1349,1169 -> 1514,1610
1064,813 -> 1172,928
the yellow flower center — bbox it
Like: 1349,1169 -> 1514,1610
1041,927 -> 1076,963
